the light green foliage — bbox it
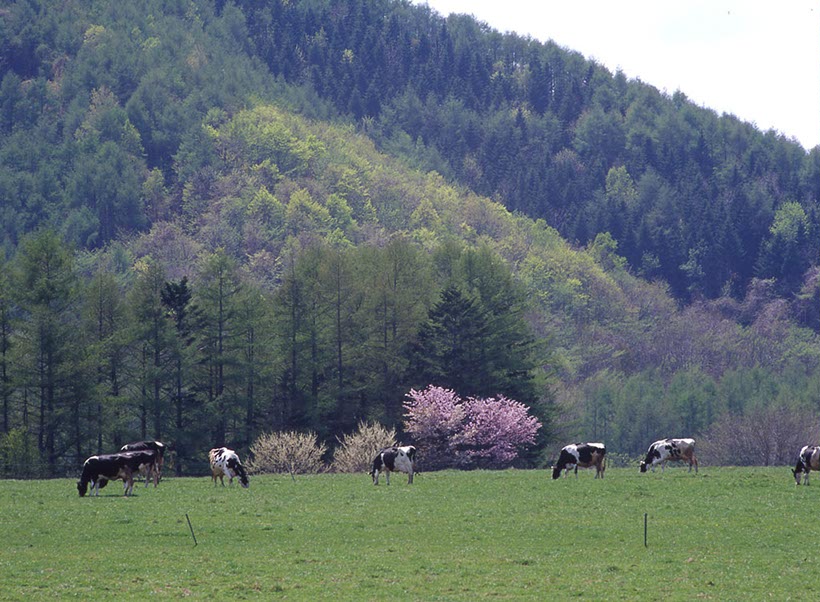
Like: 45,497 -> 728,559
2,469 -> 818,600
285,188 -> 332,236
605,165 -> 637,206
769,201 -> 808,242
214,106 -> 326,175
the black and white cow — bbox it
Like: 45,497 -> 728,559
792,445 -> 820,485
371,445 -> 416,485
77,450 -> 158,497
121,440 -> 166,486
552,442 -> 606,479
639,438 -> 698,473
208,447 -> 249,488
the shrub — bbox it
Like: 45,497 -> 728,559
248,431 -> 327,475
403,386 -> 465,470
331,420 -> 397,473
403,385 -> 541,470
452,395 -> 542,469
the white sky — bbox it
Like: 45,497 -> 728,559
417,0 -> 820,151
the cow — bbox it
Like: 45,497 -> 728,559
77,450 -> 158,497
371,445 -> 416,485
208,447 -> 249,488
552,443 -> 606,479
640,438 -> 698,473
792,445 -> 820,485
120,440 -> 166,486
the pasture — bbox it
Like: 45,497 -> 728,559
2,467 -> 816,600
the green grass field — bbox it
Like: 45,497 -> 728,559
2,466 -> 816,600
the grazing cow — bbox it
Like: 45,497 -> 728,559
121,440 -> 166,486
371,445 -> 416,485
208,447 -> 249,488
792,445 -> 820,485
640,438 -> 698,473
77,450 -> 158,497
552,443 -> 606,479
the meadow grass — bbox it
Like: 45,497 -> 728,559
1,466 -> 816,600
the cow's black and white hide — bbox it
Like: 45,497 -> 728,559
77,450 -> 158,497
793,445 -> 820,485
208,447 -> 249,488
371,445 -> 416,485
639,438 -> 698,473
121,440 -> 166,486
552,443 -> 606,479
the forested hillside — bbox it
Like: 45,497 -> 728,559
1,0 -> 819,476
233,0 -> 820,302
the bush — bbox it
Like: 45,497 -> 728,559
248,431 -> 327,475
452,395 -> 542,469
331,420 -> 397,473
403,385 -> 541,470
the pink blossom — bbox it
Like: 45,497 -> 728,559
403,385 -> 541,469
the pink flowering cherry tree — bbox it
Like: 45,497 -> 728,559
403,385 -> 541,470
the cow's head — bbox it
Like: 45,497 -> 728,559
238,469 -> 249,488
793,460 -> 806,484
228,457 -> 249,488
77,478 -> 89,497
551,465 -> 563,480
640,447 -> 660,472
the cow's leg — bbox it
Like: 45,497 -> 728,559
806,470 -> 811,485
574,465 -> 579,479
385,470 -> 390,485
408,469 -> 414,485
